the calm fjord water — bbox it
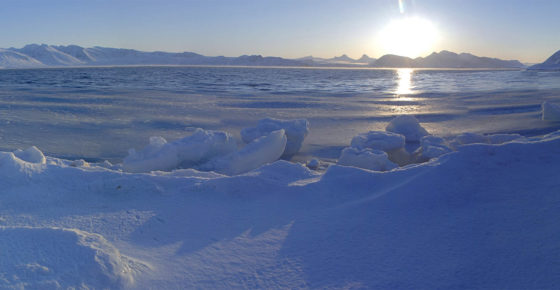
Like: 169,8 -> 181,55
1,66 -> 559,162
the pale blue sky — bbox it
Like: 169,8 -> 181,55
1,0 -> 559,62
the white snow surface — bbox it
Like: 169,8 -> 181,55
385,115 -> 429,142
1,131 -> 560,288
241,118 -> 309,157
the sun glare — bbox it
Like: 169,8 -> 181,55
378,17 -> 439,58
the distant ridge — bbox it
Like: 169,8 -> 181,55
528,50 -> 560,70
372,50 -> 525,69
0,44 -> 524,69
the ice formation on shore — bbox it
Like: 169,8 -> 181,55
241,118 -> 309,157
385,115 -> 429,142
338,147 -> 397,171
1,120 -> 560,288
123,129 -> 237,173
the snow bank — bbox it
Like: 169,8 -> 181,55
123,129 -> 237,173
350,131 -> 405,151
1,130 -> 560,288
385,115 -> 429,142
337,147 -> 397,171
241,118 -> 309,157
542,101 -> 560,121
0,227 -> 138,289
202,129 -> 287,175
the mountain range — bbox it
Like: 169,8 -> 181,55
528,50 -> 560,70
0,44 -> 529,69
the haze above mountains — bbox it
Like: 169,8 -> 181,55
0,44 -> 557,69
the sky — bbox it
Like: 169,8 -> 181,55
1,0 -> 559,63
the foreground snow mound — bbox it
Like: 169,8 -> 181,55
203,129 -> 287,175
123,129 -> 237,173
0,227 -> 139,289
350,131 -> 405,151
338,147 -> 397,171
241,118 -> 309,157
385,115 -> 429,142
0,147 -> 46,182
542,101 -> 560,121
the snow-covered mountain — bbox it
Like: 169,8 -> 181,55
0,48 -> 45,68
0,44 -> 306,68
528,50 -> 560,70
371,50 -> 525,68
14,44 -> 85,66
0,45 -> 525,69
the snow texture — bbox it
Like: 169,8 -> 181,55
337,147 -> 398,171
241,118 -> 309,157
0,227 -> 139,289
542,101 -> 560,121
123,129 -> 237,173
385,115 -> 429,142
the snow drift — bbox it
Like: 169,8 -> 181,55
0,129 -> 559,288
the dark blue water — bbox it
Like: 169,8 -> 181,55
2,66 -> 560,96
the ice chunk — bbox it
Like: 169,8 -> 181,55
241,118 -> 309,157
70,159 -> 90,167
414,135 -> 452,161
13,146 -> 46,164
203,129 -> 287,175
123,129 -> 237,173
542,101 -> 560,121
337,147 -> 398,171
385,115 -> 429,142
350,131 -> 405,151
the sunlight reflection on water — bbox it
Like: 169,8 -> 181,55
395,68 -> 414,95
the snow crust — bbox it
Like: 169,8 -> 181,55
241,118 -> 309,157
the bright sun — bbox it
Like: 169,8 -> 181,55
378,17 -> 439,58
